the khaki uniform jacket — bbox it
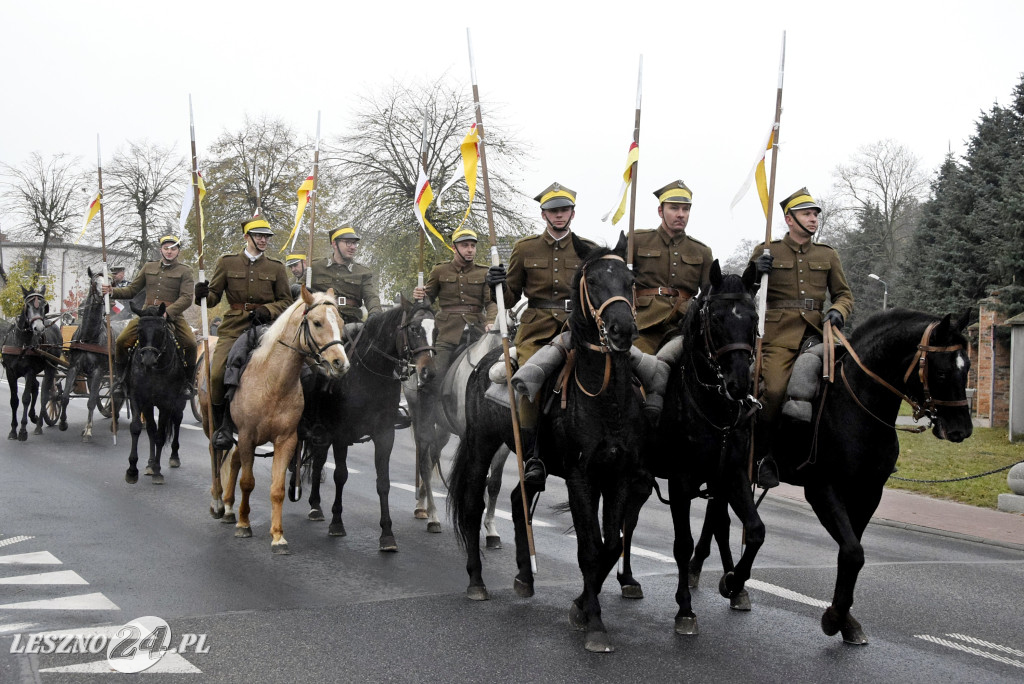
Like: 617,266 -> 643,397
309,259 -> 382,323
206,250 -> 293,340
423,260 -> 497,347
503,230 -> 597,363
111,260 -> 194,321
745,233 -> 854,349
633,225 -> 712,332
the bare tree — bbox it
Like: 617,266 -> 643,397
1,153 -> 85,274
104,141 -> 186,264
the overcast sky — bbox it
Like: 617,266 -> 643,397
2,0 -> 1022,265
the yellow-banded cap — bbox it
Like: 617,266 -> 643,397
452,227 -> 478,244
330,226 -> 361,242
243,218 -> 274,235
159,234 -> 181,246
534,182 -> 576,209
653,180 -> 693,205
780,187 -> 821,215
285,253 -> 306,266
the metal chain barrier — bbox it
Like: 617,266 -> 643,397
889,459 -> 1024,484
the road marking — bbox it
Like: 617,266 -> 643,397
0,551 -> 61,565
0,570 -> 88,585
39,653 -> 202,674
323,462 -> 360,474
0,622 -> 38,634
945,633 -> 1024,657
744,579 -> 830,608
915,634 -> 1024,669
0,535 -> 34,548
0,592 -> 119,611
180,423 -> 202,431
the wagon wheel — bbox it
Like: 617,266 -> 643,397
43,377 -> 64,426
190,362 -> 202,423
97,377 -> 112,418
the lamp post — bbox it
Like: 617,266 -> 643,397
868,273 -> 888,310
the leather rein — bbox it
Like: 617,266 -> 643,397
277,300 -> 347,372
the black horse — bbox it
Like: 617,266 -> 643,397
2,287 -> 60,441
58,269 -> 112,441
616,263 -> 763,634
297,297 -> 435,551
449,233 -> 644,653
698,308 -> 972,645
124,303 -> 188,485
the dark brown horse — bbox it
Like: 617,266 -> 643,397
3,287 -> 60,441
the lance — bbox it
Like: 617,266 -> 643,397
467,28 -> 537,573
749,31 -> 786,498
96,135 -> 118,445
189,96 -> 217,483
254,159 -> 262,217
418,110 -> 429,291
626,55 -> 643,270
304,112 -> 321,293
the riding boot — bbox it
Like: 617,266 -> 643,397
183,360 -> 197,397
211,401 -> 236,450
754,422 -> 779,489
519,428 -> 547,492
112,357 -> 130,399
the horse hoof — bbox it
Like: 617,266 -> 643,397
82,434 -> 91,443
414,508 -> 428,520
485,535 -> 502,550
514,577 -> 534,598
271,542 -> 291,555
221,513 -> 237,524
8,432 -> 16,440
210,506 -> 224,519
308,508 -> 325,522
688,571 -> 700,589
584,631 -> 615,653
674,615 -> 699,635
125,471 -> 138,484
821,607 -> 840,636
730,589 -> 751,611
719,572 -> 739,599
467,586 -> 489,601
151,473 -> 164,485
329,522 -> 347,537
235,526 -> 252,538
59,423 -> 68,432
621,584 -> 644,600
169,456 -> 180,468
840,615 -> 868,645
18,431 -> 27,441
144,464 -> 154,476
34,427 -> 43,436
569,602 -> 587,631
427,522 -> 442,533
379,536 -> 397,552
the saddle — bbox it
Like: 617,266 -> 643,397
224,325 -> 269,400
781,335 -> 842,423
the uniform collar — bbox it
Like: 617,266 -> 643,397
329,257 -> 355,272
657,225 -> 686,245
542,229 -> 571,247
243,247 -> 263,262
781,232 -> 811,254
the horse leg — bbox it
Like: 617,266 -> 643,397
669,477 -> 699,635
565,470 -> 616,653
147,407 -> 165,485
417,436 -> 441,533
8,375 -> 20,440
82,368 -> 97,442
483,444 -> 508,549
126,405 -> 144,484
805,483 -> 870,645
690,496 -> 731,589
269,433 -> 298,554
234,438 -> 257,539
718,473 -> 765,612
509,472 -> 545,598
34,370 -> 49,436
220,448 -> 241,524
617,477 -> 652,599
373,430 -> 398,552
329,444 -> 350,537
305,442 -> 327,521
17,375 -> 36,441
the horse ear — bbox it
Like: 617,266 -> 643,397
400,293 -> 413,310
40,284 -> 46,297
130,302 -> 143,316
571,233 -> 591,260
954,308 -> 971,332
158,303 -> 166,317
741,261 -> 757,292
706,259 -> 722,292
88,267 -> 94,281
613,231 -> 628,258
21,285 -> 30,298
301,285 -> 314,306
934,313 -> 953,339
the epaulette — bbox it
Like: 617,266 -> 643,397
517,233 -> 542,244
685,235 -> 711,249
633,227 -> 657,235
812,241 -> 836,251
265,255 -> 284,264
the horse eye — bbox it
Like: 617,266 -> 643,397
313,321 -> 322,328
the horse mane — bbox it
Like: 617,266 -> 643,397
250,297 -> 309,366
846,308 -> 940,361
568,244 -> 617,337
351,304 -> 407,356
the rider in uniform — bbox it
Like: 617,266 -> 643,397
285,253 -> 307,298
109,266 -> 128,287
103,234 -> 196,395
413,227 -> 496,381
309,226 -> 382,324
485,182 -> 597,489
194,217 -> 293,449
632,180 -> 713,354
744,187 -> 854,487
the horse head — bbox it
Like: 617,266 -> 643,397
75,268 -> 105,340
297,287 -> 350,377
570,231 -> 637,352
20,286 -> 50,338
132,303 -> 171,370
399,294 -> 436,389
911,310 -> 973,443
690,260 -> 758,403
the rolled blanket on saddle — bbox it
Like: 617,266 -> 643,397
782,343 -> 824,423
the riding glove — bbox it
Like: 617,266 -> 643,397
250,306 -> 272,325
194,281 -> 210,300
754,251 -> 774,276
485,264 -> 507,288
823,309 -> 844,330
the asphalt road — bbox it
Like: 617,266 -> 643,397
1,381 -> 1023,682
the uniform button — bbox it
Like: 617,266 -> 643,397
554,257 -> 558,261
800,279 -> 804,283
554,280 -> 559,284
671,273 -> 676,277
800,290 -> 805,294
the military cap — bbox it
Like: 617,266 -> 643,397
330,226 -> 361,242
243,217 -> 275,236
109,265 -> 126,272
653,180 -> 693,205
159,234 -> 181,247
534,182 -> 576,209
452,227 -> 478,244
780,187 -> 822,215
285,253 -> 307,266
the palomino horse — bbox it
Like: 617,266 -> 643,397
123,304 -> 188,484
449,233 -> 645,653
709,308 -> 972,645
2,287 -> 60,441
59,269 -> 112,442
298,297 -> 434,552
617,263 -> 764,634
200,288 -> 349,553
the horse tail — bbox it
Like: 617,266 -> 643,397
447,435 -> 475,551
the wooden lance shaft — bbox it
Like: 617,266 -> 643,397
96,136 -> 118,444
626,55 -> 642,270
468,28 -> 537,572
304,112 -> 321,293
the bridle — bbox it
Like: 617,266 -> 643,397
134,316 -> 182,373
350,306 -> 435,381
569,254 -> 636,398
280,300 -> 347,372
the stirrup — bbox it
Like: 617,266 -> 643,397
756,457 -> 779,489
524,457 -> 547,492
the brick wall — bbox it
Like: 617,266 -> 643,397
974,299 -> 1011,427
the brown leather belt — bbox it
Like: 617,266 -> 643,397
443,305 -> 482,314
146,298 -> 174,308
636,287 -> 691,300
230,302 -> 261,312
768,299 -> 822,311
529,298 -> 573,312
